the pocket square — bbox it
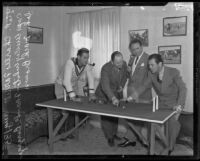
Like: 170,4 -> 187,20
140,63 -> 145,67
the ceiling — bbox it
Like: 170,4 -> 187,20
64,6 -> 114,14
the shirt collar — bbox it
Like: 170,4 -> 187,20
136,51 -> 144,60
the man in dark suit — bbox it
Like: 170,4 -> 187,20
128,54 -> 187,155
120,39 -> 152,148
95,51 -> 129,147
126,39 -> 152,101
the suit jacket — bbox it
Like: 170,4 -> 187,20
95,61 -> 129,102
136,66 -> 187,109
127,52 -> 152,101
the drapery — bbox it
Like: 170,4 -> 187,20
68,7 -> 120,79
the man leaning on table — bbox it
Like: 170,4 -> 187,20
95,51 -> 130,147
127,53 -> 187,155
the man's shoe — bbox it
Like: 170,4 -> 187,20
108,138 -> 115,147
67,134 -> 75,139
160,147 -> 174,155
141,139 -> 149,148
168,147 -> 174,155
118,140 -> 136,147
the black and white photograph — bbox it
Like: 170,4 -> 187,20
158,45 -> 181,64
129,29 -> 148,46
27,26 -> 43,43
163,16 -> 187,36
2,2 -> 198,159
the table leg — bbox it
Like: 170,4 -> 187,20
47,108 -> 54,153
150,123 -> 155,155
165,121 -> 169,149
75,113 -> 79,140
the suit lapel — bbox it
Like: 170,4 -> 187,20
132,53 -> 146,75
161,66 -> 169,92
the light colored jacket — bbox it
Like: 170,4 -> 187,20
55,57 -> 94,99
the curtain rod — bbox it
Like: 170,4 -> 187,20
65,7 -> 119,14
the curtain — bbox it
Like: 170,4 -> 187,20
68,7 -> 120,79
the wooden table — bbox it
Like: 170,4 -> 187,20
36,97 -> 176,154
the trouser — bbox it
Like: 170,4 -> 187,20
63,112 -> 86,132
167,115 -> 181,150
100,92 -> 122,140
125,114 -> 180,150
101,116 -> 118,140
54,82 -> 86,134
151,114 -> 181,150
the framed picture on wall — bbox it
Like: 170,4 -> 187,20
163,16 -> 187,36
158,45 -> 181,64
129,29 -> 148,46
27,26 -> 43,44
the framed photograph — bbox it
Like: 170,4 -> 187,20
27,26 -> 43,43
158,45 -> 181,64
163,16 -> 187,36
129,29 -> 148,46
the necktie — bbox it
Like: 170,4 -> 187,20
157,74 -> 162,83
135,56 -> 139,65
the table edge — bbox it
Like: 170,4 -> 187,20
36,103 -> 176,124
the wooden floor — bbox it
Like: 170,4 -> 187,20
6,122 -> 193,156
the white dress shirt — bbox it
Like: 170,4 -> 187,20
131,51 -> 144,75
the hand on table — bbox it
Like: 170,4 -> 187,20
117,86 -> 123,93
70,96 -> 82,102
89,93 -> 97,102
112,96 -> 119,107
126,90 -> 139,103
173,105 -> 182,120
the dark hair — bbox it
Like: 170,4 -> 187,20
111,51 -> 122,61
77,48 -> 89,56
148,53 -> 163,64
129,39 -> 142,49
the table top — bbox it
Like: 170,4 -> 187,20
36,97 -> 176,124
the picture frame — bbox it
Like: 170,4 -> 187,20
158,45 -> 181,64
27,26 -> 43,44
129,29 -> 148,46
163,16 -> 187,36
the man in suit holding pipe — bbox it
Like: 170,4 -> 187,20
55,48 -> 96,140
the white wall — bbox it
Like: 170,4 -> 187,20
120,3 -> 193,112
2,6 -> 65,89
2,4 -> 193,112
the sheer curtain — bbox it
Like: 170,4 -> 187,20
68,7 -> 120,79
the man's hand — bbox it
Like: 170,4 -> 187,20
127,91 -> 139,102
117,86 -> 123,93
112,96 -> 119,106
173,105 -> 182,120
70,96 -> 82,102
89,93 -> 97,102
127,66 -> 132,73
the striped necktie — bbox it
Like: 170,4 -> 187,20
135,56 -> 139,65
